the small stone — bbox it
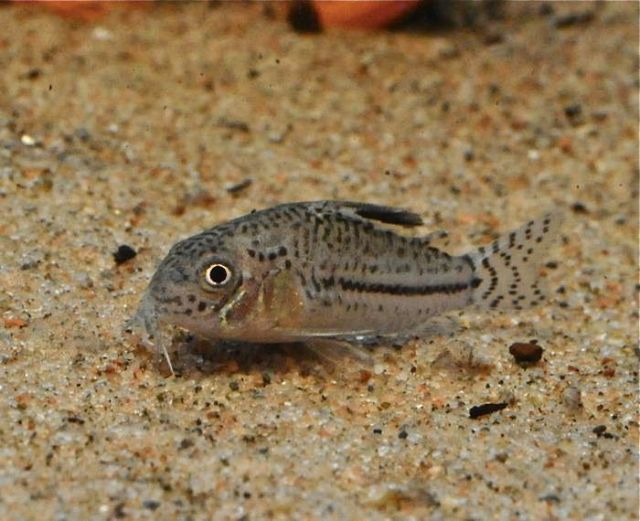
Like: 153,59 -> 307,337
226,178 -> 253,194
113,244 -> 137,265
528,149 -> 541,161
469,402 -> 508,419
564,103 -> 584,125
25,68 -> 42,80
509,341 -> 544,364
20,135 -> 36,146
571,202 -> 589,214
563,386 -> 582,410
92,27 -> 113,41
229,380 -> 240,391
75,128 -> 91,141
357,370 -> 372,383
179,438 -> 194,450
592,425 -> 607,437
142,500 -> 160,511
398,429 -> 408,439
494,452 -> 509,463
564,103 -> 582,118
217,118 -> 250,133
74,272 -> 94,289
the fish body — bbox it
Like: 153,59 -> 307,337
129,201 -> 560,366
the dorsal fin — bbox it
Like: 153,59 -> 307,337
336,202 -> 423,227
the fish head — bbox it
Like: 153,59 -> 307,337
132,229 -> 252,341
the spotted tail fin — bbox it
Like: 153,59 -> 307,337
468,213 -> 562,310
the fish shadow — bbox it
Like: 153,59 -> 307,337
162,336 -> 359,380
143,316 -> 467,379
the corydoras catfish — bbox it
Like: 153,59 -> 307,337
127,201 -> 561,373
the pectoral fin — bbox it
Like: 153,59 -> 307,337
304,338 -> 373,368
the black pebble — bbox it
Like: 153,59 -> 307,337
564,103 -> 583,122
287,0 -> 322,33
398,430 -> 408,439
26,68 -> 42,80
469,402 -> 508,419
113,244 -> 137,265
592,424 -> 617,439
571,202 -> 589,214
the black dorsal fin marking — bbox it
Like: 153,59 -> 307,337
224,201 -> 424,229
340,202 -> 423,227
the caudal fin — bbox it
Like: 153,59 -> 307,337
468,212 -> 562,310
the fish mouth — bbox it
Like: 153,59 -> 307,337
124,289 -> 162,349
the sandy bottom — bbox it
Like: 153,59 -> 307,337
1,2 -> 638,519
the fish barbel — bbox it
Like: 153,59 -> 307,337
128,201 -> 561,372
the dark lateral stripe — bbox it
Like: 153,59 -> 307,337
336,277 -> 471,296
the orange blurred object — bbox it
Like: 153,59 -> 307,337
312,0 -> 420,29
15,1 -> 148,22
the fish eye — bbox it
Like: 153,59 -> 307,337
204,263 -> 232,287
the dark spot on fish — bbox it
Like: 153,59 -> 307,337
155,295 -> 182,306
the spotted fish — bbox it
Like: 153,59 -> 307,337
128,201 -> 561,372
